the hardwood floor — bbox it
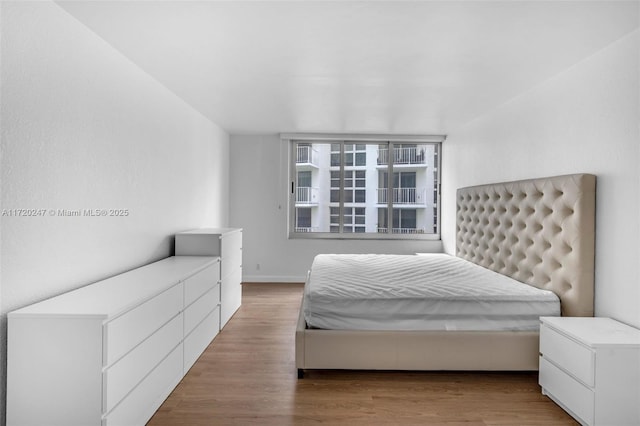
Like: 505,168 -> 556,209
148,283 -> 577,425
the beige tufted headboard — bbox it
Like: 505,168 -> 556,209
456,174 -> 596,317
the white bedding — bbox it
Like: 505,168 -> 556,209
303,253 -> 560,331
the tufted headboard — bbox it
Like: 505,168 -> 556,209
456,174 -> 596,317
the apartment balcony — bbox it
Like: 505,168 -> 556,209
377,227 -> 426,234
377,187 -> 426,205
295,145 -> 319,168
377,147 -> 427,166
295,187 -> 319,205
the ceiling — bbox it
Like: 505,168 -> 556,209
56,1 -> 638,135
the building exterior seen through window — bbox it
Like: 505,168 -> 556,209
290,136 -> 442,239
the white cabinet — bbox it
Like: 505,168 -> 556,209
175,228 -> 242,328
539,317 -> 640,426
7,256 -> 220,426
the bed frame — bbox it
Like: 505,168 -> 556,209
296,174 -> 596,376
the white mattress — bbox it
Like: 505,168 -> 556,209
303,253 -> 560,331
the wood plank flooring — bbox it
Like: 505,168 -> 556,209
148,283 -> 577,425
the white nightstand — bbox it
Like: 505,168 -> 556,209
539,316 -> 640,426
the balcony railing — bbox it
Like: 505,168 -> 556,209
377,147 -> 426,165
296,145 -> 319,166
377,227 -> 426,234
377,187 -> 426,205
296,187 -> 319,204
295,227 -> 319,233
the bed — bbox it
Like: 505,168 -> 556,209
296,173 -> 596,377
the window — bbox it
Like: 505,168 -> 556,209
337,207 -> 366,233
296,208 -> 312,232
286,134 -> 443,239
378,208 -> 418,234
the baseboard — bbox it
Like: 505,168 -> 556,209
242,274 -> 306,283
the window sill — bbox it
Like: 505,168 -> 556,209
288,232 -> 441,241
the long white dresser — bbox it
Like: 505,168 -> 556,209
7,256 -> 221,426
175,228 -> 242,328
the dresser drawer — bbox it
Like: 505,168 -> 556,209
540,323 -> 594,386
184,262 -> 220,307
103,313 -> 183,413
540,357 -> 594,425
184,306 -> 220,373
184,285 -> 220,335
103,344 -> 183,426
104,283 -> 183,366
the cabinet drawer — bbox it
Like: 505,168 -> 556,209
184,262 -> 220,307
540,357 -> 594,425
540,323 -> 594,386
103,344 -> 183,426
184,306 -> 220,373
184,286 -> 220,336
104,284 -> 183,366
103,313 -> 183,414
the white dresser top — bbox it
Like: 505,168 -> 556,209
9,256 -> 218,320
541,316 -> 640,348
177,227 -> 242,235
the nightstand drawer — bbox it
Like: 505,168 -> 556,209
540,357 -> 594,425
540,323 -> 594,386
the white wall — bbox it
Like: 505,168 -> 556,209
0,2 -> 230,422
229,134 -> 442,282
441,31 -> 640,328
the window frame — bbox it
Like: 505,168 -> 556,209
284,133 -> 444,240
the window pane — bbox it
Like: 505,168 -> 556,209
298,171 -> 312,188
345,153 -> 353,166
296,208 -> 311,228
378,208 -> 388,230
401,209 -> 417,229
291,139 -> 440,237
400,172 -> 416,188
379,171 -> 388,188
344,191 -> 353,202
